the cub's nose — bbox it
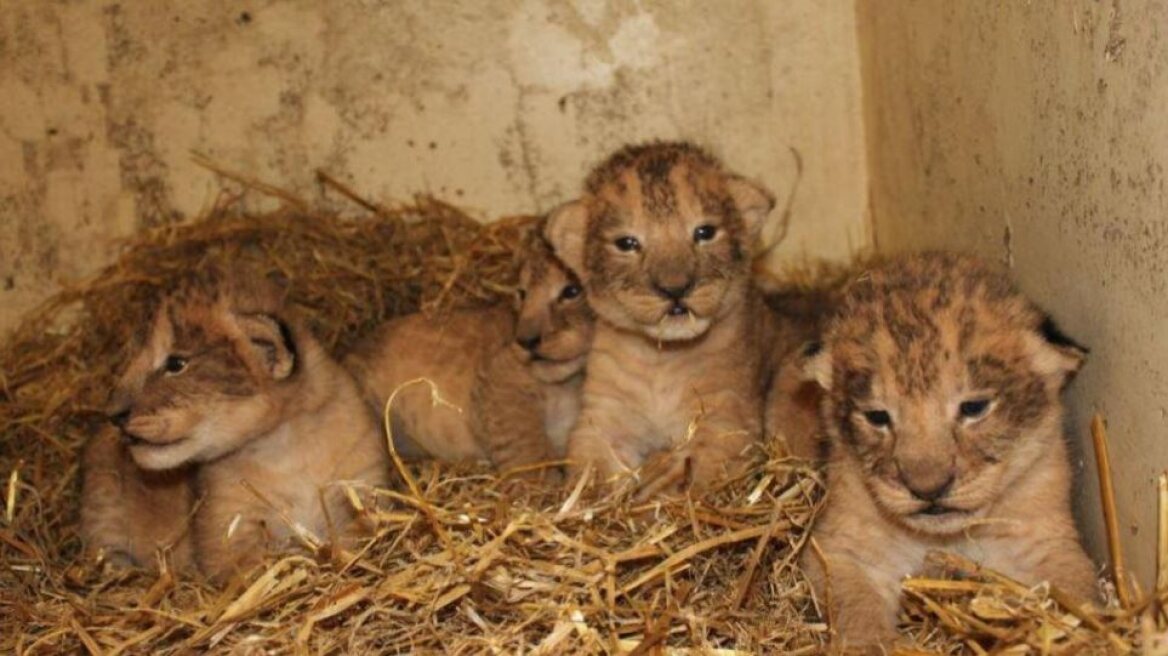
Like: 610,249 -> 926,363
903,473 -> 956,502
654,278 -> 695,301
109,410 -> 131,429
517,334 -> 542,352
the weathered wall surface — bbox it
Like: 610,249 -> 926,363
0,0 -> 869,335
859,1 -> 1168,585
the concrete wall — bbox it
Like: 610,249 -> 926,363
0,0 -> 869,336
859,1 -> 1168,586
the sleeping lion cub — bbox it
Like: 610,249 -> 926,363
344,235 -> 594,474
83,269 -> 389,581
802,252 -> 1096,651
544,142 -> 777,496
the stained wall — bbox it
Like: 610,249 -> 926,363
0,0 -> 869,335
859,1 -> 1168,585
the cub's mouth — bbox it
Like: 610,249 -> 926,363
527,352 -> 588,376
900,502 -> 979,535
121,432 -> 188,450
915,503 -> 964,517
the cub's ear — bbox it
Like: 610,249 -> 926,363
1028,315 -> 1087,384
800,341 -> 832,391
237,313 -> 297,381
543,200 -> 589,278
726,175 -> 775,242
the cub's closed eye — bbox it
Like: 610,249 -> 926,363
163,355 -> 188,375
959,399 -> 992,420
614,236 -> 641,252
693,224 -> 718,243
862,409 -> 892,428
559,284 -> 582,301
516,289 -> 527,302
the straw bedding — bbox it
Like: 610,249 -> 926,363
0,181 -> 1164,654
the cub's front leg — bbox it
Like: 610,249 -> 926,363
635,390 -> 760,499
1016,535 -> 1099,603
80,426 -> 195,571
471,349 -> 557,479
566,394 -> 656,485
192,476 -> 276,583
802,541 -> 903,653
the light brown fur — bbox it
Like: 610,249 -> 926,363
762,287 -> 833,460
84,270 -> 389,582
801,252 -> 1096,652
80,424 -> 196,571
544,142 -> 777,496
344,238 -> 594,473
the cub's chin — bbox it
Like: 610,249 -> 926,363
643,314 -> 713,342
128,437 -> 200,471
529,356 -> 587,384
896,506 -> 981,536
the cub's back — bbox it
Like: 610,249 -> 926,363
345,306 -> 514,461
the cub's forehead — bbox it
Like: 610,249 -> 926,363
583,142 -> 732,220
833,253 -> 1030,329
160,296 -> 228,344
826,253 -> 1040,393
521,236 -> 576,289
152,277 -> 240,341
584,142 -> 722,193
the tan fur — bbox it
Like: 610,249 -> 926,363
762,287 -> 833,460
801,252 -> 1097,651
85,270 -> 389,582
544,142 -> 777,495
344,239 -> 594,473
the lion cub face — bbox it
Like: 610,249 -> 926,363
807,253 -> 1085,535
512,237 -> 595,383
107,274 -> 298,471
545,142 -> 774,342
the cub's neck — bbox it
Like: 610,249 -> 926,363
221,328 -> 363,464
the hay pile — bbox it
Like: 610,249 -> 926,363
0,179 -> 1164,654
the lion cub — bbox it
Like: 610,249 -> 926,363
801,252 -> 1096,651
544,142 -> 777,496
344,235 -> 594,473
83,269 -> 389,581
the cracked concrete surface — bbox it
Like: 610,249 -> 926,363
0,0 -> 869,335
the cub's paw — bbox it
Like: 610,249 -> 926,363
633,449 -> 693,501
95,548 -> 140,572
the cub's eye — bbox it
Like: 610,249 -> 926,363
693,224 -> 718,243
862,409 -> 892,428
516,288 -> 527,302
163,355 -> 188,375
559,284 -> 582,301
613,236 -> 641,252
959,399 -> 992,421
